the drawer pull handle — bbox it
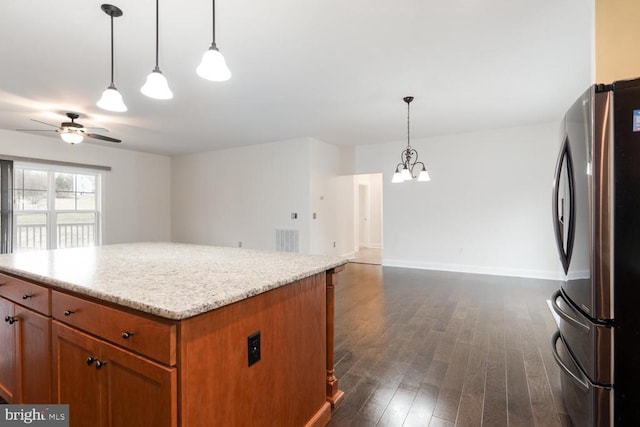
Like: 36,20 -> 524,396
22,294 -> 32,300
86,357 -> 96,366
95,360 -> 107,370
121,331 -> 135,339
5,316 -> 18,325
63,310 -> 75,316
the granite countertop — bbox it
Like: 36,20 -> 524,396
0,242 -> 347,320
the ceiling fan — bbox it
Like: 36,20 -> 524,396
17,112 -> 121,144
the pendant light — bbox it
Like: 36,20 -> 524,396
141,0 -> 173,99
196,0 -> 231,81
392,96 -> 431,183
97,4 -> 127,112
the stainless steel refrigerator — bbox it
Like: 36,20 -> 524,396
550,77 -> 640,426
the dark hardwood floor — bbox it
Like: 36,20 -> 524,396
329,263 -> 570,427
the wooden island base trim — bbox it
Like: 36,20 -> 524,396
325,266 -> 345,408
305,402 -> 331,427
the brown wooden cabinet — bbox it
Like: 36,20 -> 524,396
0,272 -> 52,404
2,266 -> 343,426
0,297 -> 17,402
53,321 -> 177,427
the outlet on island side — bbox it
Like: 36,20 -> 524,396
248,331 -> 261,367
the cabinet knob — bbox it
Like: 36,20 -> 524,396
22,294 -> 32,300
121,331 -> 135,339
95,360 -> 107,370
86,357 -> 95,366
63,310 -> 75,316
5,316 -> 17,325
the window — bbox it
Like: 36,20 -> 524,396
13,165 -> 101,251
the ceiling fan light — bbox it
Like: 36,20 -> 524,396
141,69 -> 173,100
60,130 -> 84,144
197,46 -> 232,81
97,86 -> 128,112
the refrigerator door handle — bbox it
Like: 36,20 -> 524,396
551,330 -> 590,391
552,137 -> 576,275
550,290 -> 590,332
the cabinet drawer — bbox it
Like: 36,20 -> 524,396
0,273 -> 51,315
52,291 -> 176,366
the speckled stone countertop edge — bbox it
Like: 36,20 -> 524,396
0,246 -> 347,321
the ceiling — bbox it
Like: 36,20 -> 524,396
0,0 -> 592,156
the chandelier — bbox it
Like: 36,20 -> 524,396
392,96 -> 430,183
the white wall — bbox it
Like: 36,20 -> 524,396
0,130 -> 171,244
309,139 -> 354,256
172,138 -> 312,251
354,122 -> 563,279
172,137 -> 354,257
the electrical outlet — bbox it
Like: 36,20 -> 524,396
248,331 -> 261,366
313,213 -> 317,219
238,241 -> 242,247
333,241 -> 336,248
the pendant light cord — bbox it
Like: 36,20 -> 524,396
155,0 -> 159,70
212,0 -> 216,45
407,100 -> 411,149
110,14 -> 115,85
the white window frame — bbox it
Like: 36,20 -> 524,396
14,162 -> 103,250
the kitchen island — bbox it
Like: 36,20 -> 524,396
0,242 -> 346,427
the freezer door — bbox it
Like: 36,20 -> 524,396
551,290 -> 613,385
552,331 -> 612,427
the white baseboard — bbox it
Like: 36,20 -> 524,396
381,259 -> 563,281
367,243 -> 382,249
341,251 -> 356,259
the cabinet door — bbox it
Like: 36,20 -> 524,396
101,339 -> 177,427
15,306 -> 51,403
0,298 -> 17,402
52,321 -> 103,427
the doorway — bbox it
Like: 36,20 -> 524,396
352,173 -> 383,265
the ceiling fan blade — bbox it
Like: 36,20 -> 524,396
86,133 -> 121,143
30,119 -> 60,128
16,129 -> 56,132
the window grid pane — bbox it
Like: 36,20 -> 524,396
14,167 -> 100,251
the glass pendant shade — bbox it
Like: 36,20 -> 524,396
97,85 -> 127,112
400,167 -> 412,181
392,170 -> 403,183
60,130 -> 84,144
141,69 -> 173,100
417,168 -> 431,182
197,46 -> 231,81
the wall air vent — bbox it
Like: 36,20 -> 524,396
276,229 -> 299,253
